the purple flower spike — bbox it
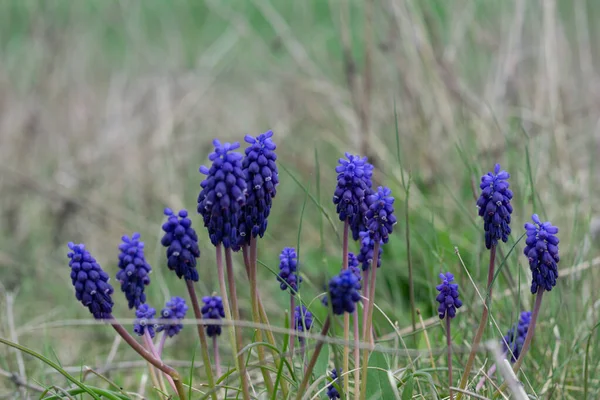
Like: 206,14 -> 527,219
326,368 -> 342,399
116,233 -> 152,310
157,297 -> 188,338
133,304 -> 157,338
67,242 -> 114,320
435,272 -> 462,319
294,305 -> 313,344
502,311 -> 532,362
201,295 -> 225,337
160,208 -> 200,282
277,247 -> 302,293
197,140 -> 247,248
365,186 -> 397,244
347,252 -> 362,280
524,214 -> 560,293
323,269 -> 361,315
356,231 -> 383,271
476,164 -> 513,249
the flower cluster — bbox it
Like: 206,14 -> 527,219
197,140 -> 247,248
116,233 -> 152,310
68,243 -> 114,319
294,305 -> 313,344
364,186 -> 397,243
435,272 -> 462,319
476,164 -> 513,249
157,297 -> 188,338
347,251 -> 362,280
277,247 -> 302,293
202,295 -> 225,337
238,131 -> 279,245
356,231 -> 383,271
326,368 -> 342,399
160,208 -> 200,281
133,304 -> 157,338
502,311 -> 532,362
524,214 -> 560,293
323,269 -> 362,315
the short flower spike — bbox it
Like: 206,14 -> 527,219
435,272 -> 462,319
356,231 -> 383,271
502,311 -> 532,362
476,164 -> 513,249
347,251 -> 362,280
67,243 -> 114,319
277,247 -> 302,293
133,304 -> 157,338
201,295 -> 226,338
365,186 -> 397,244
326,368 -> 342,399
157,296 -> 188,338
160,208 -> 201,282
294,305 -> 313,344
524,214 -> 560,293
116,233 -> 152,309
323,269 -> 362,315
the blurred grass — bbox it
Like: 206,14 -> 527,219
0,0 -> 599,398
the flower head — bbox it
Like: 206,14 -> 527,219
133,304 -> 157,338
294,305 -> 313,344
323,269 -> 361,315
347,252 -> 362,280
157,297 -> 188,338
160,208 -> 200,282
502,311 -> 532,362
277,247 -> 302,293
197,140 -> 247,248
68,243 -> 114,319
201,295 -> 225,337
365,186 -> 397,244
116,233 -> 152,309
524,214 -> 560,293
326,368 -> 342,399
238,131 -> 279,245
476,164 -> 513,249
333,153 -> 374,240
356,231 -> 383,271
435,272 -> 462,319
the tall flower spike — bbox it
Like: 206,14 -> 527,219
502,311 -> 532,362
160,208 -> 200,281
67,242 -> 114,319
133,304 -> 157,338
277,247 -> 302,293
116,233 -> 152,309
197,140 -> 247,248
323,269 -> 362,315
524,214 -> 560,293
157,297 -> 188,338
326,368 -> 342,399
201,295 -> 225,337
435,272 -> 462,319
294,305 -> 313,344
333,153 -> 374,240
365,186 -> 397,244
476,164 -> 513,249
238,130 -> 279,245
356,231 -> 383,271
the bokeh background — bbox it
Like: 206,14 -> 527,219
1,0 -> 600,398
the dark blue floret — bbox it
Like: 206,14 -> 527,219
157,297 -> 188,338
197,140 -> 247,248
116,233 -> 152,310
323,269 -> 361,315
435,272 -> 462,319
333,153 -> 374,241
294,305 -> 313,344
133,304 -> 157,338
238,130 -> 279,245
160,208 -> 200,282
326,368 -> 342,399
476,164 -> 513,249
347,251 -> 362,280
201,295 -> 225,338
365,186 -> 397,244
68,242 -> 114,320
524,214 -> 560,294
356,231 -> 383,271
502,311 -> 531,362
277,247 -> 302,293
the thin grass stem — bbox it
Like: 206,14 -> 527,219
342,219 -> 350,395
446,316 -> 454,400
213,336 -> 221,378
295,316 -> 331,400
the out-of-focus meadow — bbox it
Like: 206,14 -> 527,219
1,0 -> 600,398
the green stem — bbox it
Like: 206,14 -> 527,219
342,219 -> 350,395
446,316 -> 453,400
295,317 -> 331,400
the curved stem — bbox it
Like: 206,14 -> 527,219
446,316 -> 453,400
295,317 -> 331,400
157,332 -> 167,358
456,245 -> 496,399
143,331 -> 172,393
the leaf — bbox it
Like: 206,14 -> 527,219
401,374 -> 414,400
314,340 -> 330,388
365,352 -> 395,400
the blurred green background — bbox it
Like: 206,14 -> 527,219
0,0 -> 599,398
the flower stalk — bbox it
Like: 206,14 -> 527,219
295,317 -> 331,399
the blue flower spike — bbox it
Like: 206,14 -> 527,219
435,272 -> 462,319
476,164 -> 513,249
116,233 -> 152,309
524,214 -> 560,293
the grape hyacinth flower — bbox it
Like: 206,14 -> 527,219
160,208 -> 200,282
277,247 -> 302,293
67,242 -> 114,319
323,269 -> 362,315
356,231 -> 383,271
524,214 -> 560,293
133,304 -> 157,338
157,297 -> 188,338
347,252 -> 361,280
476,164 -> 513,250
202,295 -> 226,338
364,186 -> 397,244
326,368 -> 342,399
502,311 -> 532,362
116,233 -> 152,310
294,305 -> 313,344
436,272 -> 463,319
